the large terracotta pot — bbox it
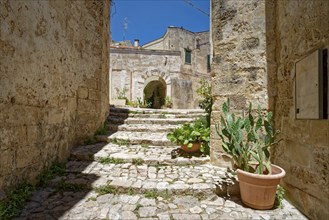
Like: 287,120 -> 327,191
237,164 -> 285,210
181,142 -> 201,153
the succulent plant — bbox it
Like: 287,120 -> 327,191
216,98 -> 280,174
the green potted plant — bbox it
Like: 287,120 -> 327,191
167,117 -> 210,153
215,98 -> 285,210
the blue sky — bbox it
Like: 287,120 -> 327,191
110,0 -> 210,45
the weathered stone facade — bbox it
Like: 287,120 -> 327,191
0,0 -> 110,191
266,1 -> 329,219
210,0 -> 268,166
110,49 -> 181,107
211,0 -> 329,219
110,27 -> 210,109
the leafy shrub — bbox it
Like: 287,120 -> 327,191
167,117 -> 210,153
196,79 -> 212,127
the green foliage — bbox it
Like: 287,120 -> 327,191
144,190 -> 158,199
115,87 -> 128,101
164,96 -> 173,108
111,138 -> 130,146
0,183 -> 35,220
167,117 -> 210,153
94,185 -> 118,195
95,122 -> 109,136
144,190 -> 170,200
135,203 -> 142,210
141,143 -> 149,148
132,158 -> 144,165
0,162 -> 66,219
84,136 -> 98,145
98,157 -> 125,164
215,98 -> 280,174
56,181 -> 87,192
128,188 -> 135,195
275,185 -> 285,208
37,163 -> 65,187
87,196 -> 97,202
196,79 -> 213,127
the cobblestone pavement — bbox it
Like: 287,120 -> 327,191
18,107 -> 307,219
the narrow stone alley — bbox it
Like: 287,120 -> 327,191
17,107 -> 307,220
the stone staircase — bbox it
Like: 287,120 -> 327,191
75,106 -> 210,165
106,106 -> 206,147
18,106 -> 307,220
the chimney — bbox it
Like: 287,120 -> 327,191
134,39 -> 139,47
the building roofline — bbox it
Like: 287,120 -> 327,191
142,26 -> 209,47
110,47 -> 181,56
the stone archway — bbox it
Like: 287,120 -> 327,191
143,77 -> 166,109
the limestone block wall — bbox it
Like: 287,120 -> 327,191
109,48 -> 181,106
267,1 -> 329,219
0,0 -> 110,191
143,27 -> 211,108
210,0 -> 268,166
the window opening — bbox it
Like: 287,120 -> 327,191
185,49 -> 192,64
207,54 -> 211,72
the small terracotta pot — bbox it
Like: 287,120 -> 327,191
181,142 -> 201,153
237,164 -> 286,210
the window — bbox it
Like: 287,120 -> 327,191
185,49 -> 192,64
207,54 -> 211,72
295,48 -> 328,119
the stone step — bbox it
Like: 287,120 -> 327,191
61,161 -> 229,197
108,117 -> 194,125
107,131 -> 174,146
109,111 -> 206,119
108,124 -> 180,133
70,143 -> 210,166
110,106 -> 205,115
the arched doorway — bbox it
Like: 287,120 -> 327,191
143,78 -> 166,109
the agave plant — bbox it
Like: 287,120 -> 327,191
215,99 -> 279,174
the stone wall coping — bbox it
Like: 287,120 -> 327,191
110,48 -> 181,56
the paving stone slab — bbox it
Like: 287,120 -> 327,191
19,192 -> 307,220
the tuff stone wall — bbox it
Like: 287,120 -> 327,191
109,48 -> 181,107
111,27 -> 211,109
143,27 -> 211,108
210,0 -> 268,166
267,1 -> 329,219
0,0 -> 110,191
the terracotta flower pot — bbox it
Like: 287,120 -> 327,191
181,142 -> 201,153
237,164 -> 286,210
